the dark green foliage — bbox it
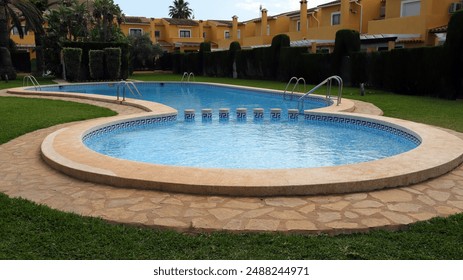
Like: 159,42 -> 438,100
229,41 -> 241,78
157,52 -> 173,70
278,47 -> 309,81
444,10 -> 463,98
199,42 -> 211,53
300,53 -> 333,84
270,34 -> 291,79
89,50 -> 105,80
351,47 -> 451,99
104,47 -> 121,80
128,34 -> 163,71
62,42 -> 129,80
229,41 -> 241,53
172,51 -> 183,74
204,51 -> 230,77
271,34 -> 290,50
63,47 -> 82,81
333,29 -> 360,79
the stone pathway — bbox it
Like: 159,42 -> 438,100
1,91 -> 463,234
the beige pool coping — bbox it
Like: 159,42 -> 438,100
2,85 -> 463,234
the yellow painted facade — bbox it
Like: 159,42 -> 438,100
10,0 -> 461,59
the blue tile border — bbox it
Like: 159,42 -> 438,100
304,113 -> 422,146
82,115 -> 177,142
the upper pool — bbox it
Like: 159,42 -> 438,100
38,82 -> 331,118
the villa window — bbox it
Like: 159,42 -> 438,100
179,29 -> 191,38
155,31 -> 160,38
331,12 -> 341,25
129,28 -> 143,36
267,25 -> 270,36
12,26 -> 27,36
401,0 -> 421,17
225,30 -> 230,39
297,20 -> 301,32
203,32 -> 207,39
237,30 -> 241,39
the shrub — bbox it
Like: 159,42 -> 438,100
89,50 -> 105,80
63,47 -> 82,81
270,34 -> 291,79
445,10 -> 463,99
104,47 -> 121,80
62,42 -> 129,80
332,29 -> 360,81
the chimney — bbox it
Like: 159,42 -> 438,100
300,0 -> 308,34
340,0 -> 350,26
261,8 -> 268,36
232,15 -> 238,39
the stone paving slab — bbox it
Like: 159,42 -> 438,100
1,92 -> 463,234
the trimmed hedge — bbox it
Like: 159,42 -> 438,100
445,10 -> 463,98
63,48 -> 82,82
62,42 -> 129,81
89,50 -> 105,80
351,47 -> 450,99
104,48 -> 121,80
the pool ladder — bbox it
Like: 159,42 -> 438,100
298,76 -> 343,112
283,77 -> 306,100
116,81 -> 142,101
23,75 -> 41,91
181,72 -> 195,82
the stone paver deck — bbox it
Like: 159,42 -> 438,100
1,90 -> 463,234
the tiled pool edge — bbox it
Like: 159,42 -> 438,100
13,84 -> 463,197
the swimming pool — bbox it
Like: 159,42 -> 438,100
83,114 -> 420,169
38,82 -> 331,118
12,81 -> 463,196
42,82 -> 418,169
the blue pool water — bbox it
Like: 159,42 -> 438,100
39,82 -> 330,118
40,82 -> 419,169
84,117 -> 419,169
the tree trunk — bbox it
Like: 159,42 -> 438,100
0,5 -> 17,80
34,33 -> 44,76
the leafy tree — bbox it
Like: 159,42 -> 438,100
128,33 -> 162,70
168,0 -> 193,19
0,0 -> 44,80
42,0 -> 91,75
90,0 -> 125,42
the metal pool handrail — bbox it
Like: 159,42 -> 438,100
283,77 -> 306,100
298,76 -> 343,111
23,75 -> 41,91
116,81 -> 142,101
181,72 -> 195,82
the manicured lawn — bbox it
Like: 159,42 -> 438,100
1,74 -> 463,259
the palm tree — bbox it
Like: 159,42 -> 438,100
0,0 -> 44,80
168,0 -> 193,19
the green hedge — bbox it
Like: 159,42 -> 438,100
278,47 -> 309,81
62,42 -> 129,80
89,50 -> 105,80
104,48 -> 121,80
351,47 -> 450,99
63,48 -> 82,82
445,10 -> 463,98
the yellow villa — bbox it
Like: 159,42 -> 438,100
10,0 -> 463,63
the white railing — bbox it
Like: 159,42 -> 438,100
181,72 -> 195,82
284,77 -> 306,100
22,75 -> 41,90
116,81 -> 142,101
298,76 -> 343,111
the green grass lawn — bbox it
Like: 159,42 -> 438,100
1,74 -> 463,259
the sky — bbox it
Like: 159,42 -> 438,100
113,0 -> 333,21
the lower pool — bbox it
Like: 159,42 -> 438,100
84,113 -> 420,169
